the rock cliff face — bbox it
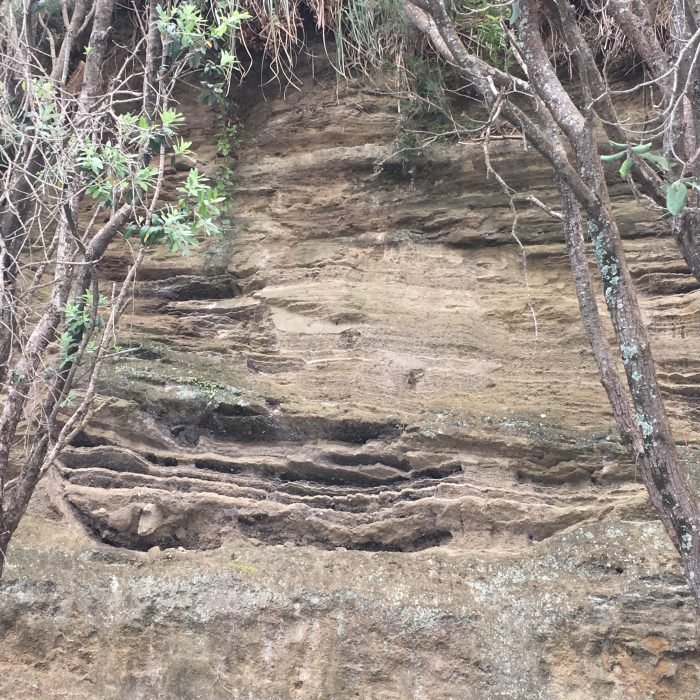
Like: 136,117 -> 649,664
3,58 -> 700,698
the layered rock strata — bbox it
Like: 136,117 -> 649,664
2,60 -> 700,698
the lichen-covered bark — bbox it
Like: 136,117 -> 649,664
557,179 -> 642,457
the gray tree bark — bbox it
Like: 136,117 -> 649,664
401,0 -> 700,604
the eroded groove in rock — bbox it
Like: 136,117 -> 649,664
56,429 -> 652,554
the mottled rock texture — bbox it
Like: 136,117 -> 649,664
3,58 -> 700,698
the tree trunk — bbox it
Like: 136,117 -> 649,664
401,0 -> 700,606
673,210 -> 700,283
556,179 -> 643,456
521,0 -> 700,604
0,528 -> 10,581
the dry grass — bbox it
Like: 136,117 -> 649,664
229,0 -> 675,88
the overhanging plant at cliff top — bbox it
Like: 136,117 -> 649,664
0,0 -> 247,577
232,0 -> 513,83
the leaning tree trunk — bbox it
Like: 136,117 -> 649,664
672,210 -> 700,283
0,0 -> 118,572
517,0 -> 700,600
401,0 -> 700,605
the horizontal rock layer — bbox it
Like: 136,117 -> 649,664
0,517 -> 697,699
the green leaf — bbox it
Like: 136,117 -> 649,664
631,142 -> 652,154
666,180 -> 689,215
219,50 -> 236,67
160,109 -> 185,130
510,0 -> 520,26
640,152 -> 670,171
229,11 -> 251,22
601,151 -> 627,162
686,177 -> 700,192
608,140 -> 628,150
123,223 -> 138,239
619,157 -> 633,179
172,138 -> 194,158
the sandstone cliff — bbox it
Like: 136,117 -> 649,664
2,58 -> 700,699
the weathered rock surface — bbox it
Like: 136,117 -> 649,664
1,513 -> 698,699
3,58 -> 700,698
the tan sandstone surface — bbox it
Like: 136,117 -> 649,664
2,58 -> 700,698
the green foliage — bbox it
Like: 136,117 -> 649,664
452,0 -> 512,68
159,108 -> 186,132
337,0 -> 411,70
335,0 -> 511,73
59,292 -> 109,368
666,180 -> 689,216
216,121 -> 238,158
618,156 -> 633,179
172,138 -> 195,159
156,1 -> 250,107
61,2 -> 250,254
600,151 -> 628,162
123,168 -> 224,254
215,121 -> 240,191
601,141 -> 664,172
640,153 -> 669,170
404,55 -> 450,113
600,141 -> 693,216
74,0 -> 246,251
399,54 -> 455,137
77,140 -> 151,204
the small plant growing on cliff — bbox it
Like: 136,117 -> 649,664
215,121 -> 240,191
0,0 -> 247,577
